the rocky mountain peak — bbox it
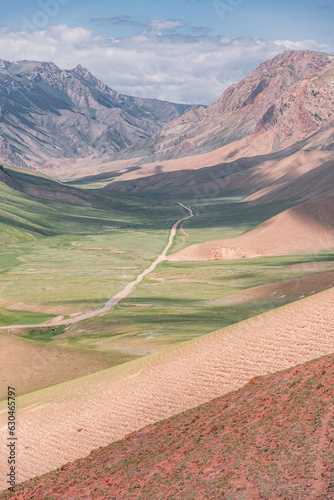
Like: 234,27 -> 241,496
211,50 -> 332,116
70,63 -> 119,99
136,50 -> 334,163
0,60 -> 196,167
72,64 -> 93,79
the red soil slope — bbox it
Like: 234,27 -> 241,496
4,354 -> 334,500
1,288 -> 333,489
170,196 -> 334,261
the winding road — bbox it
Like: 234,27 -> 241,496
0,203 -> 194,330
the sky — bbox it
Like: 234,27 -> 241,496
0,0 -> 333,104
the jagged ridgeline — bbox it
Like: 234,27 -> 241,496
0,60 -> 197,167
117,50 -> 334,163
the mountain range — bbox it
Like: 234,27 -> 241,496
118,50 -> 334,163
0,60 -> 195,167
16,49 -> 330,192
1,51 -> 333,181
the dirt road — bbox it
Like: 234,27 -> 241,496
0,203 -> 194,330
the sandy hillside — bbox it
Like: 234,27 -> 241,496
0,334 -> 135,400
5,354 -> 334,500
169,196 -> 334,261
0,288 -> 333,490
247,159 -> 334,205
102,145 -> 333,191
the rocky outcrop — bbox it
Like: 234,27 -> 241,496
0,136 -> 27,167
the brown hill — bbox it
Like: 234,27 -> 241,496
0,288 -> 333,490
169,196 -> 334,261
103,146 -> 334,206
4,352 -> 334,500
0,333 -> 135,400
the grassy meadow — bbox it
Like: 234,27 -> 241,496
54,252 -> 334,356
1,165 -> 333,396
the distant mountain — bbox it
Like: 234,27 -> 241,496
117,50 -> 334,163
0,60 -> 196,167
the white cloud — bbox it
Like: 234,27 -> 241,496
147,19 -> 185,32
273,39 -> 332,52
0,24 -> 333,104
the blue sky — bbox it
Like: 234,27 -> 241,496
0,0 -> 333,103
2,0 -> 334,41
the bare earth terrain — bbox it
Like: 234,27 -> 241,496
4,353 -> 334,499
169,196 -> 334,261
0,288 -> 333,490
0,334 -> 136,400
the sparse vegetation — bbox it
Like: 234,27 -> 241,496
0,47 -> 333,499
3,354 -> 333,499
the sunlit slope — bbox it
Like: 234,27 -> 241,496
0,288 -> 332,489
6,354 -> 334,499
169,196 -> 334,261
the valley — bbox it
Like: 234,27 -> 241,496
0,48 -> 333,498
0,165 -> 333,407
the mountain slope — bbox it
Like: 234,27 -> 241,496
0,60 -> 195,167
246,158 -> 334,205
103,145 -> 334,201
170,196 -> 334,261
114,50 -> 334,165
0,164 -> 107,207
4,353 -> 334,499
0,163 -> 134,244
0,288 -> 333,489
